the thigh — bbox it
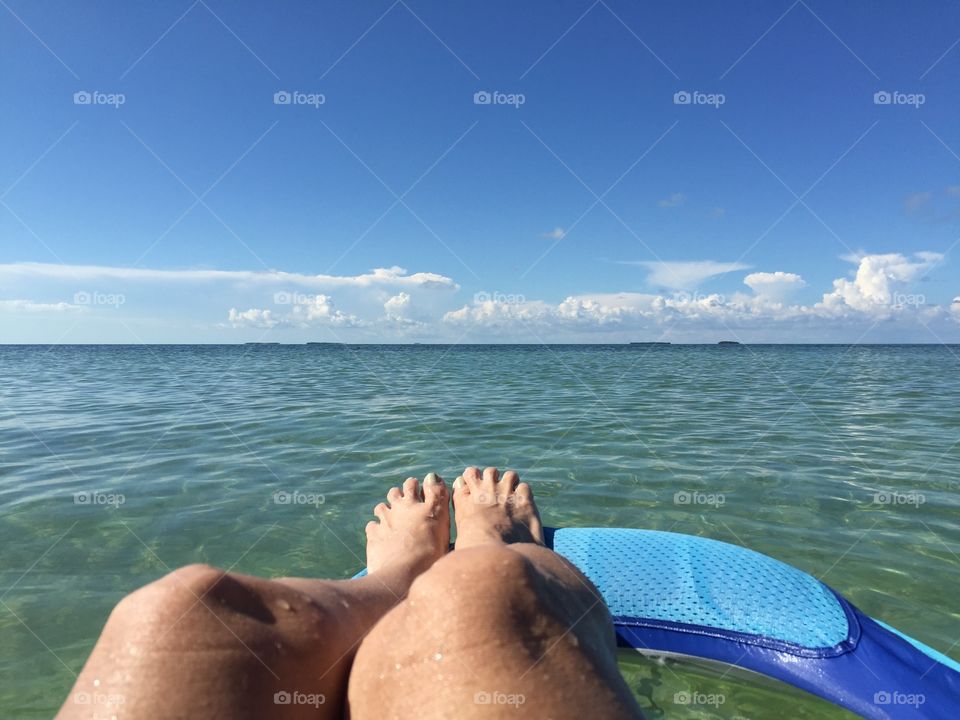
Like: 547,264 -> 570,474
58,565 -> 356,720
347,545 -> 643,719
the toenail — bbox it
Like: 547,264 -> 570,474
452,477 -> 463,490
424,472 -> 440,485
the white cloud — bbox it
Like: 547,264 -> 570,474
744,271 -> 807,301
4,254 -> 956,342
0,262 -> 458,291
658,192 -> 686,208
541,227 -> 566,240
0,299 -> 82,313
228,308 -> 279,328
623,260 -> 752,290
444,252 -> 958,341
821,252 -> 942,312
230,295 -> 362,329
384,292 -> 412,320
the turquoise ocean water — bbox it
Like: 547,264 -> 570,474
1,344 -> 958,718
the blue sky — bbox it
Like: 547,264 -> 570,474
2,0 -> 960,342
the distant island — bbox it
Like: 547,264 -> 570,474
629,342 -> 671,345
718,340 -> 741,345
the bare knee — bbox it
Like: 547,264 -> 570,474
410,544 -> 613,642
407,545 -> 543,626
111,563 -> 277,631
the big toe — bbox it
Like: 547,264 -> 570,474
422,473 -> 448,510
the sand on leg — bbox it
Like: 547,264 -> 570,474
56,473 -> 450,720
348,467 -> 644,719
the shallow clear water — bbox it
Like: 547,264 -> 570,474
1,344 -> 958,718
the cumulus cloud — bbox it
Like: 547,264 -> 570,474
821,252 -> 941,312
384,292 -> 412,321
744,271 -> 807,301
228,308 -> 279,329
658,193 -> 686,208
229,295 -> 362,329
444,252 -> 957,340
5,254 -> 956,342
623,260 -> 751,290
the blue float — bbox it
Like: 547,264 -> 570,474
547,527 -> 960,719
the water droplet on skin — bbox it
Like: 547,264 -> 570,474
433,652 -> 443,661
277,599 -> 291,611
568,635 -> 579,647
340,599 -> 350,608
93,679 -> 100,687
394,663 -> 402,671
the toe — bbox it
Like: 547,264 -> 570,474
516,482 -> 533,502
387,487 -> 403,505
463,466 -> 485,493
451,475 -> 469,505
373,502 -> 389,523
422,472 -> 446,502
482,467 -> 500,491
402,477 -> 421,501
365,520 -> 379,536
499,470 -> 519,494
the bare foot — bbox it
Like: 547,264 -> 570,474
452,466 -> 544,550
365,473 -> 450,584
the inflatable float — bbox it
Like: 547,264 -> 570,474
358,527 -> 960,718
